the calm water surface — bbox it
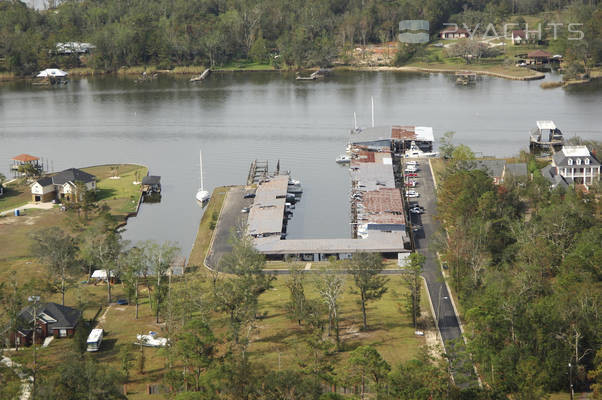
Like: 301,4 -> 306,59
1,71 -> 601,254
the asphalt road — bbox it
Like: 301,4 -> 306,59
408,160 -> 475,385
205,186 -> 251,270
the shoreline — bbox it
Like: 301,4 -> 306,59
1,63 -> 547,83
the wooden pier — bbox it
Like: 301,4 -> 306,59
296,69 -> 329,81
455,71 -> 477,85
190,68 -> 211,82
247,160 -> 269,185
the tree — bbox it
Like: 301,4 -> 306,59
119,246 -> 146,319
38,351 -> 126,400
0,278 -> 26,349
401,253 -> 424,329
348,253 -> 388,330
344,345 -> 390,398
215,232 -> 274,344
174,318 -> 217,392
31,227 -> 79,306
388,349 -> 452,400
438,131 -> 456,159
314,261 -> 345,350
17,162 -> 43,180
80,228 -> 123,303
286,265 -> 308,326
144,241 -> 180,323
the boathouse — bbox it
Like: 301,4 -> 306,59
141,175 -> 161,194
11,154 -> 41,173
526,50 -> 552,65
529,120 -> 564,152
350,125 -> 435,153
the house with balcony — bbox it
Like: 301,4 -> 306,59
550,146 -> 601,185
31,168 -> 96,202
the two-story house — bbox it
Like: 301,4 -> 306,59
31,168 -> 96,202
551,146 -> 601,185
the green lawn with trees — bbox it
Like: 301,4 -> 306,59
434,135 -> 602,398
0,0 -> 599,79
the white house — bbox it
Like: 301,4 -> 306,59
31,168 -> 96,202
551,146 -> 601,185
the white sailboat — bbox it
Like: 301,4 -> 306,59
195,150 -> 210,203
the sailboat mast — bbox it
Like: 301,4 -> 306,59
354,112 -> 357,130
371,96 -> 375,128
200,150 -> 204,191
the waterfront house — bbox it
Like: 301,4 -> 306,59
4,302 -> 81,347
526,50 -> 552,65
31,168 -> 96,203
511,30 -> 527,45
439,27 -> 470,39
504,163 -> 528,180
470,160 -> 507,185
541,164 -> 569,189
550,146 -> 601,185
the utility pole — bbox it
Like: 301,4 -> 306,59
569,362 -> 574,400
28,295 -> 40,400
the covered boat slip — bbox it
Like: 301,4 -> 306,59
350,125 -> 435,152
254,231 -> 408,261
247,175 -> 289,238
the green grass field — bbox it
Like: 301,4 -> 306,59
82,164 -> 148,215
0,181 -> 31,213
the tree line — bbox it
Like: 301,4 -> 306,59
1,0 -> 599,76
436,133 -> 602,397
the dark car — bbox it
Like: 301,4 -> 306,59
116,299 -> 128,305
243,192 -> 256,199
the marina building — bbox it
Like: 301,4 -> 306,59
350,125 -> 435,153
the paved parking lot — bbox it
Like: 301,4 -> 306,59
205,186 -> 253,270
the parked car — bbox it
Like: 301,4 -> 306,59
116,299 -> 128,305
406,190 -> 420,198
404,172 -> 418,178
410,207 -> 423,214
243,192 -> 256,199
241,207 -> 250,213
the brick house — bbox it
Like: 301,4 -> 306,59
5,302 -> 81,347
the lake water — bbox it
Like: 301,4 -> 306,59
1,71 -> 601,254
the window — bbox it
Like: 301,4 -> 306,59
577,158 -> 582,165
568,158 -> 573,165
585,158 -> 590,165
59,329 -> 67,337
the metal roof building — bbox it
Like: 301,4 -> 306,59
247,175 -> 289,238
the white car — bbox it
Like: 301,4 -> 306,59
406,161 -> 419,166
406,190 -> 420,198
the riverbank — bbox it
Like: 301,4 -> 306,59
0,61 -> 553,84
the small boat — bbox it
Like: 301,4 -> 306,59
288,178 -> 301,186
195,149 -> 210,204
336,154 -> 351,164
404,141 -> 439,158
288,184 -> 303,194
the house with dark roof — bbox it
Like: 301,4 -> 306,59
31,168 -> 96,202
541,164 -> 569,189
4,302 -> 81,347
504,163 -> 528,179
550,146 -> 601,185
469,160 -> 507,185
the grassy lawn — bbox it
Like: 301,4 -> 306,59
0,181 -> 31,213
251,274 -> 428,374
216,60 -> 274,71
82,164 -> 148,216
187,186 -> 230,267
